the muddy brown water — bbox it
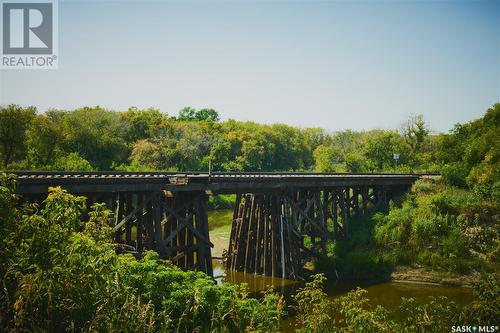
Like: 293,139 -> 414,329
209,209 -> 474,332
213,260 -> 474,332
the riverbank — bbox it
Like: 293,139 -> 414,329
207,209 -> 480,288
207,209 -> 233,257
391,266 -> 478,287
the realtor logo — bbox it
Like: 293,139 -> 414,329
1,0 -> 58,69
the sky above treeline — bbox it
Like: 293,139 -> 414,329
0,0 -> 499,133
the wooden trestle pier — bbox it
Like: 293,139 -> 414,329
13,171 -> 420,279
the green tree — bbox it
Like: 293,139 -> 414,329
0,104 -> 36,167
121,107 -> 171,143
364,130 -> 401,171
178,107 -> 220,122
195,108 -> 220,122
178,106 -> 197,121
401,114 -> 429,154
52,152 -> 93,171
26,114 -> 63,168
129,139 -> 168,170
437,104 -> 500,197
60,106 -> 129,170
313,145 -> 345,172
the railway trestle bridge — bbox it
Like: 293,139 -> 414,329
13,171 -> 420,279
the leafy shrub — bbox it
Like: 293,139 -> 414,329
208,194 -> 235,210
294,274 -> 498,333
52,152 -> 94,171
412,179 -> 438,195
462,273 -> 500,325
293,274 -> 334,333
441,162 -> 468,188
491,181 -> 500,201
0,179 -> 283,332
398,296 -> 460,332
371,181 -> 497,274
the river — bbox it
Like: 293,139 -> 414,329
213,260 -> 473,332
208,210 -> 474,332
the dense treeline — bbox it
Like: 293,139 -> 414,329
1,104 -> 498,198
0,105 -> 319,172
0,104 -> 439,173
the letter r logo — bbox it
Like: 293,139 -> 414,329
2,2 -> 53,54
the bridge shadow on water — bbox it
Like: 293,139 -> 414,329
212,206 -> 474,333
212,203 -> 397,296
318,213 -> 393,283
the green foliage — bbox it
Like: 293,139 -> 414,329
0,177 -> 283,332
315,178 -> 498,281
398,296 -> 460,332
293,274 -> 333,332
313,145 -> 346,172
1,103 -> 497,180
0,104 -> 36,166
59,106 -> 130,170
178,107 -> 220,122
208,194 -> 236,210
441,162 -> 468,188
51,152 -> 94,171
337,288 -> 397,332
374,181 -> 499,274
462,273 -> 500,324
121,106 -> 170,142
294,275 -> 397,332
439,104 -> 500,198
313,118 -> 430,173
294,273 -> 497,333
364,130 -> 402,171
26,114 -> 63,168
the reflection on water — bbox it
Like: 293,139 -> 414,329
214,260 -> 297,293
342,280 -> 474,310
213,260 -> 474,332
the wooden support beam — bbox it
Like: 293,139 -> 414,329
353,187 -> 360,216
153,194 -> 166,256
227,193 -> 242,268
136,192 -> 144,251
271,195 -> 277,277
263,196 -> 270,276
332,189 -> 338,239
244,195 -> 256,273
115,193 -> 125,243
254,201 -> 263,274
286,196 -> 329,236
340,188 -> 348,239
125,193 -> 133,245
113,193 -> 154,231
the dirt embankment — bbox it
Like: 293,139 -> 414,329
391,266 -> 479,287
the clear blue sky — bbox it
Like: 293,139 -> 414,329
1,0 -> 499,132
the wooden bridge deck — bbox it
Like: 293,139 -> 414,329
12,171 -> 421,194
